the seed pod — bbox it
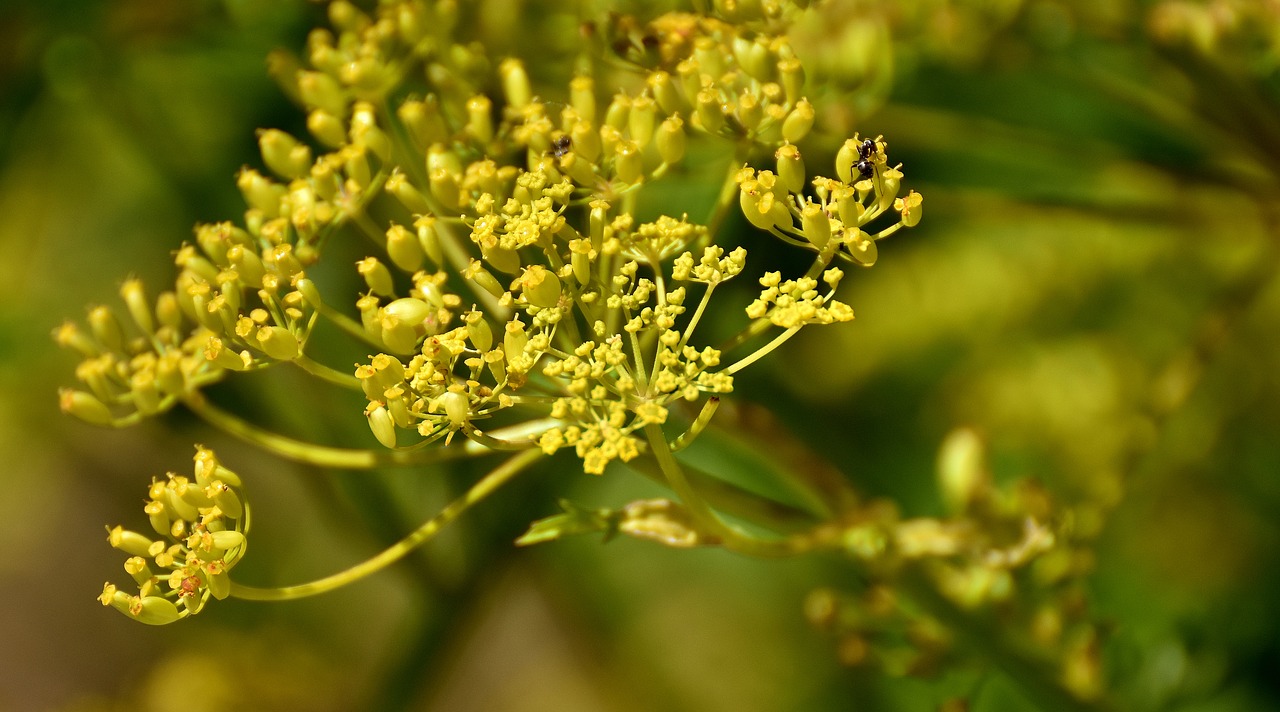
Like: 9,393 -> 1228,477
614,140 -> 643,184
386,224 -> 425,272
516,265 -> 562,308
628,95 -> 657,147
603,93 -> 631,131
465,310 -> 493,352
647,70 -> 683,114
500,58 -> 531,109
258,129 -> 312,180
696,88 -> 726,134
465,95 -> 493,145
398,96 -> 449,148
60,388 -> 113,425
440,389 -> 469,427
357,257 -> 396,296
800,202 -> 831,249
367,404 -> 397,449
297,70 -> 346,117
256,326 -> 300,361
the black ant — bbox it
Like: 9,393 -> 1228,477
550,134 -> 572,159
855,138 -> 877,180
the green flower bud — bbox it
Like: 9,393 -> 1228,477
560,152 -> 599,187
130,371 -> 162,415
656,115 -> 686,165
398,96 -> 449,149
836,139 -> 860,184
504,318 -> 528,359
896,190 -> 923,228
237,169 -> 284,217
386,224 -> 425,272
204,563 -> 231,601
604,93 -> 631,131
779,57 -> 805,105
440,388 -> 469,427
499,58 -> 531,109
357,257 -> 396,297
465,260 -> 505,299
209,482 -> 243,519
119,278 -> 154,335
204,337 -> 251,371
800,202 -> 831,249
53,321 -> 97,357
226,245 -> 265,288
130,595 -> 181,625
465,310 -> 493,352
349,103 -> 391,161
385,170 -> 431,215
383,297 -> 432,327
566,75 -> 597,124
429,168 -> 461,210
155,353 -> 185,395
693,36 -> 725,77
848,232 -> 878,267
368,403 -> 397,448
297,70 -> 346,117
647,70 -> 684,114
307,109 -> 347,148
628,95 -> 656,148
59,388 -> 113,425
776,144 -> 805,194
570,120 -> 601,163
465,94 -> 494,145
414,216 -> 445,267
344,145 -> 371,189
782,98 -> 814,143
737,91 -> 763,134
267,243 -> 303,279
589,201 -> 609,252
515,265 -> 562,308
256,326 -> 300,361
734,36 -> 774,82
696,88 -> 726,134
87,305 -> 124,353
614,140 -> 643,184
258,129 -> 311,180
380,314 -> 419,354
676,59 -> 701,105
108,526 -> 155,558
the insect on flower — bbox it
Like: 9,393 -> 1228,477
550,133 -> 572,159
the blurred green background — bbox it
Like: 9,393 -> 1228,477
3,0 -> 1280,710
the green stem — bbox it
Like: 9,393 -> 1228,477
724,326 -> 800,375
231,448 -> 543,601
642,422 -> 808,556
186,392 -> 556,468
294,354 -> 362,389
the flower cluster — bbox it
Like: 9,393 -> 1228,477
98,448 -> 248,624
60,0 -> 927,626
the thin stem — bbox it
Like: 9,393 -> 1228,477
724,326 -> 801,375
186,392 -> 557,468
642,422 -> 807,557
231,448 -> 543,601
294,354 -> 362,389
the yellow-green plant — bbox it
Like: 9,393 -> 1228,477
55,1 -> 1115,709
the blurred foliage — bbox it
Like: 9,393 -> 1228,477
4,0 -> 1280,711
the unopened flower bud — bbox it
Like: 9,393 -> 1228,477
237,168 -> 284,217
465,94 -> 494,145
108,526 -> 155,557
499,58 -> 531,109
398,96 -> 449,148
504,318 -> 528,358
258,129 -> 312,180
628,95 -> 656,147
569,120 -> 601,163
800,202 -> 831,249
647,70 -> 684,114
779,57 -> 805,105
465,260 -> 505,298
440,388 -> 469,427
297,70 -> 346,117
656,115 -> 686,165
307,109 -> 346,148
405,218 -> 442,269
570,76 -> 597,124
515,265 -> 562,308
130,595 -> 181,625
119,278 -> 154,334
204,337 -> 251,371
60,388 -> 113,425
385,171 -> 431,215
465,310 -> 493,352
776,144 -> 805,194
367,404 -> 397,448
782,98 -> 814,143
848,232 -> 878,267
386,223 -> 425,272
614,140 -> 643,184
357,257 -> 395,296
604,93 -> 631,131
87,305 -> 124,353
256,326 -> 300,361
696,88 -> 726,134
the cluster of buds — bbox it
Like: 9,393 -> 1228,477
805,430 -> 1102,697
98,448 -> 248,624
